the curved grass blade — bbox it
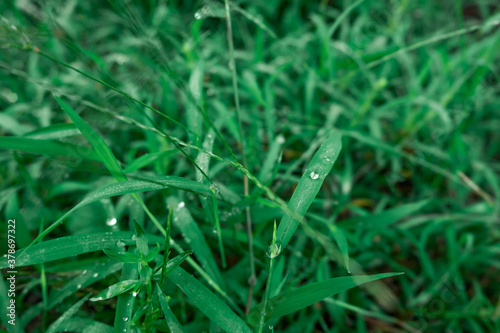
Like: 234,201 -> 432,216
168,197 -> 225,289
48,259 -> 123,308
0,232 -> 164,268
167,267 -> 252,333
90,279 -> 140,302
124,149 -> 178,173
155,284 -> 184,333
338,199 -> 431,230
55,95 -> 127,181
276,131 -> 342,249
20,176 -> 211,259
46,293 -> 91,333
23,123 -> 80,140
247,272 -> 403,326
54,317 -> 113,333
154,250 -> 192,279
0,136 -> 101,161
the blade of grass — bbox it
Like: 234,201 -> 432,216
224,0 -> 257,311
168,197 -> 225,290
0,136 -> 101,161
166,267 -> 252,333
0,232 -> 164,268
247,273 -> 403,326
258,221 -> 278,333
17,175 -> 210,260
47,259 -> 123,308
46,294 -> 91,333
276,131 -> 342,249
114,262 -> 139,333
155,284 -> 184,333
55,318 -> 114,333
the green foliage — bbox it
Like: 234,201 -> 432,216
1,0 -> 499,332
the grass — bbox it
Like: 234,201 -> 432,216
1,0 -> 500,332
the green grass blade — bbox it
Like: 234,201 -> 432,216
48,259 -> 123,308
124,149 -> 178,173
21,176 -> 211,255
90,280 -> 140,302
0,136 -> 101,161
155,284 -> 184,333
328,224 -> 350,273
276,131 -> 342,249
23,123 -> 80,140
0,232 -> 164,268
167,267 -> 252,333
46,293 -> 91,333
247,273 -> 403,326
168,197 -> 225,289
114,263 -> 139,333
54,95 -> 127,181
339,199 -> 431,230
54,317 -> 114,333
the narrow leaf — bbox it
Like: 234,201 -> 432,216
46,294 -> 91,333
167,267 -> 252,333
90,280 -> 140,302
276,131 -> 342,249
155,284 -> 184,333
247,272 -> 402,326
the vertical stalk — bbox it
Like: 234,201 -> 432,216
258,221 -> 278,333
224,0 -> 256,312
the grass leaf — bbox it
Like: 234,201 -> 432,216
276,131 -> 342,249
46,294 -> 91,333
167,267 -> 252,333
247,272 -> 403,326
90,280 -> 140,302
0,232 -> 164,268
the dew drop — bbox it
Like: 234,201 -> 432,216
116,241 -> 126,247
209,183 -> 219,193
310,172 -> 320,180
194,12 -> 201,19
266,242 -> 282,258
93,273 -> 98,278
131,235 -> 136,241
106,217 -> 117,226
77,284 -> 81,289
123,317 -> 129,322
178,201 -> 185,209
82,270 -> 87,274
276,135 -> 285,144
132,292 -> 137,297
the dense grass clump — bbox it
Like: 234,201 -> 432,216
1,0 -> 499,332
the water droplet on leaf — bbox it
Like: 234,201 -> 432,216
310,172 -> 320,180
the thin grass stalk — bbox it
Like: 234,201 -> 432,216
223,0 -> 257,312
258,222 -> 278,333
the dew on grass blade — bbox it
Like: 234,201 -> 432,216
266,242 -> 282,258
194,4 -> 226,20
310,172 -> 320,180
106,217 -> 117,226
